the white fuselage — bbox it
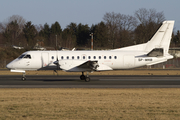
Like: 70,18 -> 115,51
6,50 -> 171,72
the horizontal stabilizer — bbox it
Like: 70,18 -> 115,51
146,59 -> 167,66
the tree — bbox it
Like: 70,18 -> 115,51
103,12 -> 119,48
61,22 -> 78,48
38,23 -> 51,46
67,22 -> 77,35
50,21 -> 62,48
76,23 -> 90,47
103,12 -> 137,48
1,15 -> 26,46
172,30 -> 180,47
51,21 -> 62,34
134,8 -> 165,25
65,22 -> 77,47
62,28 -> 76,48
43,23 -> 51,39
91,21 -> 109,49
23,21 -> 37,46
134,8 -> 165,44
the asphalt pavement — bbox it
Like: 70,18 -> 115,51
0,75 -> 180,88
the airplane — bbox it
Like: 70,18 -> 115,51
6,21 -> 175,82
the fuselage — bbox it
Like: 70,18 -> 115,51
6,50 -> 170,72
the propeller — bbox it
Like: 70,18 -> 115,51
53,53 -> 60,75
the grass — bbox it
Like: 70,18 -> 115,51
0,88 -> 180,119
1,69 -> 180,75
1,70 -> 180,119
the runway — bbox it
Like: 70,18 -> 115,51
0,75 -> 180,88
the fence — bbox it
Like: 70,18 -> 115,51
1,58 -> 180,69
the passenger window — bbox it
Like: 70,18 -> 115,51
72,56 -> 74,59
114,56 -> 117,59
104,56 -> 106,59
88,56 -> 91,59
77,56 -> 80,59
99,56 -> 101,59
94,56 -> 96,59
67,56 -> 69,59
52,56 -> 54,59
109,56 -> 111,59
61,56 -> 63,59
83,56 -> 85,59
24,54 -> 31,59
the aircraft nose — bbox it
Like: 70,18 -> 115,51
6,63 -> 12,69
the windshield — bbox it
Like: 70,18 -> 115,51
18,54 -> 26,59
18,54 -> 31,59
24,54 -> 31,59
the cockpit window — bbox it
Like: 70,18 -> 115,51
24,54 -> 31,59
18,54 -> 26,59
19,54 -> 31,59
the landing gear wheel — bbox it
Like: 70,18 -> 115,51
21,77 -> 26,81
80,75 -> 85,80
80,72 -> 91,82
22,72 -> 26,81
85,77 -> 90,82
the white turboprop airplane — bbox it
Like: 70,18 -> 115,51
6,21 -> 174,82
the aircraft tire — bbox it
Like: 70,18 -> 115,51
21,77 -> 26,81
85,77 -> 90,82
80,75 -> 85,80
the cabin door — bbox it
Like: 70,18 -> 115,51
123,55 -> 134,68
41,53 -> 49,67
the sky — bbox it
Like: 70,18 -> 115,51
0,0 -> 179,31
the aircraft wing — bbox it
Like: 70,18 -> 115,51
77,60 -> 113,71
58,60 -> 112,72
78,61 -> 99,70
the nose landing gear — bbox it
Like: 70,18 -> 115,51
21,72 -> 26,81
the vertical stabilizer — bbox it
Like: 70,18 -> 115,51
145,21 -> 174,55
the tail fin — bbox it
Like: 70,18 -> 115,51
145,21 -> 175,55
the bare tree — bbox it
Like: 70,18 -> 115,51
35,24 -> 43,32
1,15 -> 26,45
7,15 -> 26,35
103,12 -> 137,48
0,22 -> 6,32
103,12 -> 119,48
134,8 -> 165,25
134,8 -> 165,44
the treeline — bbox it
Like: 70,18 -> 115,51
0,8 -> 180,50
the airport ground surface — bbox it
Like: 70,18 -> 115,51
1,69 -> 180,88
1,74 -> 180,88
1,88 -> 180,119
1,70 -> 180,119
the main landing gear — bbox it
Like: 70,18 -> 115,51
80,72 -> 90,82
21,72 -> 26,81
